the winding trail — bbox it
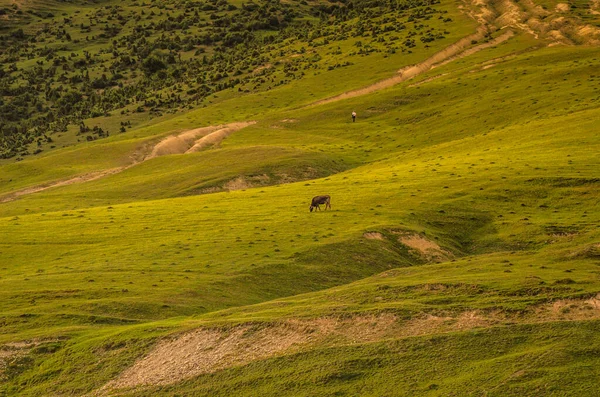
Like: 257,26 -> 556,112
0,168 -> 127,204
309,28 -> 514,107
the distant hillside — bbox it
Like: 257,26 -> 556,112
0,0 -> 450,159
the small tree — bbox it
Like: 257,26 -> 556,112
141,56 -> 166,76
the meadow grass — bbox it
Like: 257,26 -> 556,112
1,3 -> 600,395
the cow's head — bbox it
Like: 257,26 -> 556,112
309,205 -> 314,212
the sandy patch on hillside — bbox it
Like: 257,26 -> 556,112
577,25 -> 600,42
363,232 -> 385,240
223,174 -> 270,191
535,296 -> 600,320
148,122 -> 255,157
104,326 -> 308,389
362,230 -> 454,262
185,122 -> 255,153
99,314 -> 399,392
224,176 -> 252,191
0,342 -> 31,378
196,172 -> 305,194
147,126 -> 218,158
496,0 -> 539,37
468,0 -> 497,25
400,235 -> 442,252
95,295 -> 600,393
467,0 -> 600,45
253,64 -> 272,74
0,339 -> 62,380
397,233 -> 454,262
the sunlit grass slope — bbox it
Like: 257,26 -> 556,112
0,0 -> 476,189
5,32 -> 598,217
1,7 -> 600,397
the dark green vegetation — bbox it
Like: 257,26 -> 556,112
0,0 -> 451,159
1,0 -> 600,395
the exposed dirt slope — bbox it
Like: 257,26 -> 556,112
466,0 -> 600,45
148,122 -> 256,158
398,233 -> 455,262
96,295 -> 600,394
185,122 -> 256,153
0,339 -> 63,381
147,126 -> 219,158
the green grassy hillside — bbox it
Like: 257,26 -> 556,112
1,0 -> 600,395
0,0 -> 464,159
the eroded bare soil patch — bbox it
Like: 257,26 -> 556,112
0,339 -> 62,381
148,122 -> 255,158
363,232 -> 385,240
396,232 -> 454,262
98,295 -> 600,393
468,0 -> 600,45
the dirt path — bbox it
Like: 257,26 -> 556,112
308,27 -> 502,107
0,168 -> 126,204
0,122 -> 255,204
309,27 -> 517,107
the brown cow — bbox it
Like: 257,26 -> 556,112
310,195 -> 331,212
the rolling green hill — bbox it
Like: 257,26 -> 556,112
1,0 -> 600,395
